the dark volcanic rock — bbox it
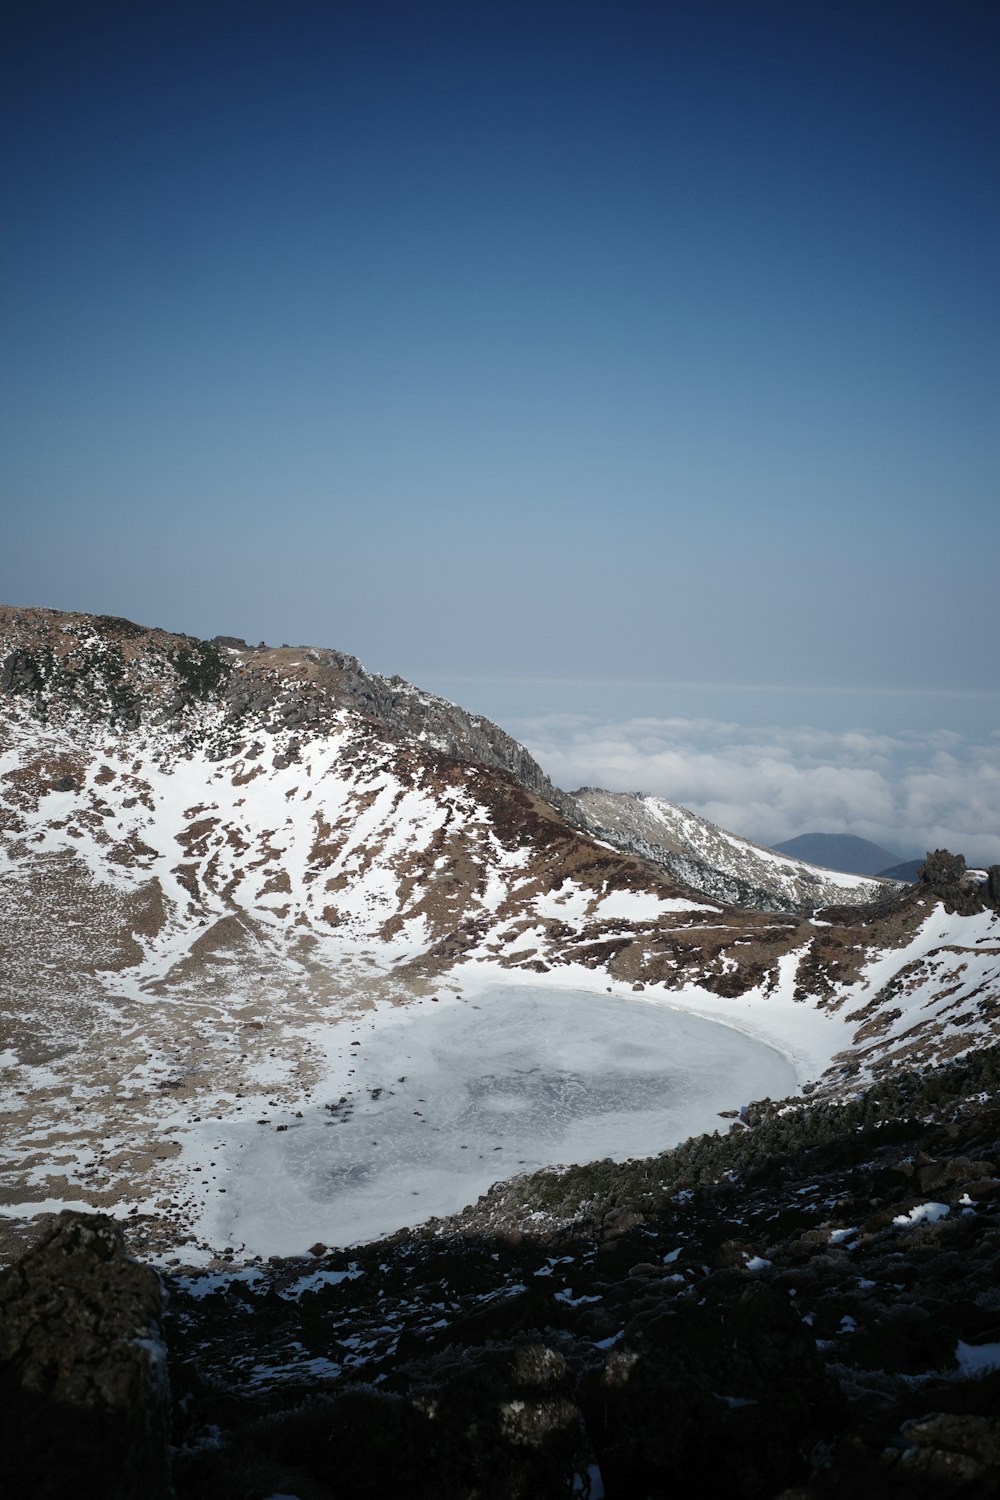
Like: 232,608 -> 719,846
883,1412 -> 1000,1495
920,849 -> 969,890
919,849 -> 999,915
173,1338 -> 590,1500
401,1341 -> 587,1499
579,1284 -> 844,1499
0,1211 -> 171,1500
1,645 -> 44,694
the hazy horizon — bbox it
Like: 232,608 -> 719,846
3,1 -> 997,861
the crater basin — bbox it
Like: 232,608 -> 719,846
200,985 -> 796,1257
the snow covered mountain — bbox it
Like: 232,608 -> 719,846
573,787 -> 891,912
2,605 -> 999,1264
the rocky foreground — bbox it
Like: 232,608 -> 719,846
3,1045 -> 1000,1499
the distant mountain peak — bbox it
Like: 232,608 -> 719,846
769,832 -> 904,878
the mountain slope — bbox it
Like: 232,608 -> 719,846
573,787 -> 891,912
0,606 -> 580,819
2,605 -> 1000,1263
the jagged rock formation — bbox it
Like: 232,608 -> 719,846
919,849 -> 1000,916
0,1211 -> 171,1500
574,787 -> 890,912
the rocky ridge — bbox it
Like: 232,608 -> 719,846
573,786 -> 891,912
0,605 -> 579,818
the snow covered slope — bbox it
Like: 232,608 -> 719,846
2,606 -> 999,1260
574,787 -> 891,912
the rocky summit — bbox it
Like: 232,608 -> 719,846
2,604 -> 1000,1498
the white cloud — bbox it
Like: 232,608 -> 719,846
511,714 -> 1000,867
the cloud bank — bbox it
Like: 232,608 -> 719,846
510,715 -> 1000,868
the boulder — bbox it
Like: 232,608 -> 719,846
883,1412 -> 1000,1494
0,1211 -> 172,1500
918,849 -> 966,890
179,1339 -> 589,1500
918,849 -> 991,915
0,646 -> 43,695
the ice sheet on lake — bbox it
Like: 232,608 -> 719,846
199,986 -> 796,1256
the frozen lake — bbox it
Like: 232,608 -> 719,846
201,986 -> 796,1256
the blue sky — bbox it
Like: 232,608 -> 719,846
2,1 -> 997,851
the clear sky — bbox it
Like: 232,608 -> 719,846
2,1 -> 998,854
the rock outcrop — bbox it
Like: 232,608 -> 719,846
0,1211 -> 171,1500
0,605 -> 578,820
919,849 -> 1000,916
